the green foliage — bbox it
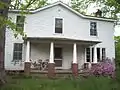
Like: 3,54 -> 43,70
115,36 -> 120,65
71,0 -> 93,14
0,0 -> 48,38
10,0 -> 49,10
0,76 -> 119,90
71,0 -> 120,19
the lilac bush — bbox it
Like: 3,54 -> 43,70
90,58 -> 115,77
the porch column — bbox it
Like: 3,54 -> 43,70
48,42 -> 55,78
93,45 -> 97,63
72,43 -> 78,77
88,46 -> 92,69
24,41 -> 31,75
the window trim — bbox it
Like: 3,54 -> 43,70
54,17 -> 64,34
16,15 -> 25,31
90,21 -> 98,36
102,48 -> 106,60
85,48 -> 91,63
13,43 -> 23,62
85,47 -> 106,63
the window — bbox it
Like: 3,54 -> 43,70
97,48 -> 100,62
54,47 -> 62,67
16,16 -> 25,31
102,48 -> 106,60
55,18 -> 63,33
92,48 -> 94,62
86,48 -> 90,62
90,22 -> 97,36
13,43 -> 23,61
86,47 -> 106,62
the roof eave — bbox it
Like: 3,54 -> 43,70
8,1 -> 115,22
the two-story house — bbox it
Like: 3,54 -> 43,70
5,1 -> 115,76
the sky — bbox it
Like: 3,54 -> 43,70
49,0 -> 120,36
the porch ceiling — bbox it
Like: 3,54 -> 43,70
25,37 -> 101,46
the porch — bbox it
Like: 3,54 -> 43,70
24,37 -> 100,77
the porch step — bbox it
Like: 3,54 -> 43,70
30,69 -> 89,74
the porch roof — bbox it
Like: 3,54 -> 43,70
25,37 -> 101,45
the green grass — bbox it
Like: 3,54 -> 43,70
0,75 -> 119,90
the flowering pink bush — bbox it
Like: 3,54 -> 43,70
90,58 -> 115,77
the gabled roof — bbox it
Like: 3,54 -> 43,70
9,1 -> 115,22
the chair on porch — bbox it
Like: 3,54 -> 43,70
30,59 -> 42,70
41,59 -> 49,71
31,59 -> 49,71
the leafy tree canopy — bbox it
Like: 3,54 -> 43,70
0,0 -> 48,38
71,0 -> 120,19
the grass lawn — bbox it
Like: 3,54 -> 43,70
0,75 -> 119,90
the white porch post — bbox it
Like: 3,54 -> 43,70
49,42 -> 54,63
24,40 -> 31,76
73,43 -> 77,63
25,41 -> 30,62
48,42 -> 55,77
88,46 -> 92,68
93,46 -> 97,63
72,43 -> 78,77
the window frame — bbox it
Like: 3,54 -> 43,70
86,48 -> 91,62
102,48 -> 106,60
90,22 -> 97,36
13,43 -> 23,62
55,18 -> 63,34
16,15 -> 25,31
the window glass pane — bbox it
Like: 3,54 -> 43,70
90,22 -> 97,36
16,16 -> 25,24
16,16 -> 25,31
97,48 -> 100,62
13,43 -> 23,61
102,48 -> 106,60
55,18 -> 63,33
92,48 -> 94,62
55,18 -> 62,28
13,52 -> 18,60
86,48 -> 90,62
55,28 -> 62,33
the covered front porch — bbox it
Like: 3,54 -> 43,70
24,37 -> 100,77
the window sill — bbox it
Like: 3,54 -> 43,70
53,33 -> 63,35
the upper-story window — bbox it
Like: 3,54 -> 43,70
55,18 -> 63,33
16,16 -> 25,31
90,22 -> 97,36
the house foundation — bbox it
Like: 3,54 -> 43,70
48,63 -> 55,78
72,63 -> 78,76
24,62 -> 31,75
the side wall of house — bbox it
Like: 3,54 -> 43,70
5,13 -> 24,70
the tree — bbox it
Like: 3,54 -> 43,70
0,0 -> 48,84
114,36 -> 120,83
0,0 -> 10,85
10,0 -> 48,10
71,0 -> 120,19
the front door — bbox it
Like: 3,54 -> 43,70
54,47 -> 62,68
